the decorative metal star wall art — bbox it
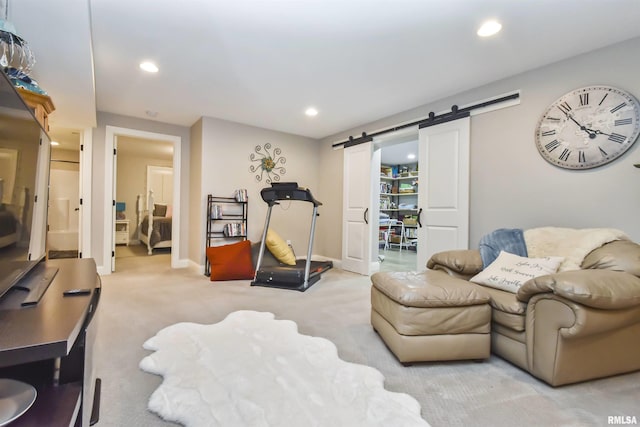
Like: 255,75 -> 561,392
249,143 -> 286,183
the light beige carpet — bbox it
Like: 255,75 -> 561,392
115,244 -> 150,258
94,254 -> 640,427
140,311 -> 429,427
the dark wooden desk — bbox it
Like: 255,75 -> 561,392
0,258 -> 101,427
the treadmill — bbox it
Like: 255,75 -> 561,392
251,182 -> 333,291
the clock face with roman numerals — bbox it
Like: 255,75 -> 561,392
535,86 -> 640,169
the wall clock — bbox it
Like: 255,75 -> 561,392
535,86 -> 640,169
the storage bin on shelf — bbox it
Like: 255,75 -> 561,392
403,216 -> 417,226
398,183 -> 414,193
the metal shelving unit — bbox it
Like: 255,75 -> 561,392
205,195 -> 248,276
380,165 -> 419,251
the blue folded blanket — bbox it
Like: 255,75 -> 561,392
478,228 -> 527,268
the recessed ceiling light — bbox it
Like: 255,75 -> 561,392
407,153 -> 416,160
305,107 -> 318,117
477,20 -> 502,37
139,61 -> 159,73
50,141 -> 60,146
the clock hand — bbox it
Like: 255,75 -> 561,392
589,129 -> 612,137
566,113 -> 584,128
560,110 -> 598,138
581,126 -> 614,139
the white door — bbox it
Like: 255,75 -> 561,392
417,116 -> 470,266
78,143 -> 84,257
48,169 -> 80,250
79,128 -> 93,260
342,141 -> 374,275
111,138 -> 118,272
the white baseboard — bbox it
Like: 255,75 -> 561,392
97,265 -> 110,276
370,260 -> 381,272
99,258 -> 191,275
101,257 -> 337,276
172,259 -> 191,269
292,254 -> 340,269
315,256 -> 341,270
187,259 -> 206,275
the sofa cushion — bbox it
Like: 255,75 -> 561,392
470,251 -> 564,293
492,309 -> 525,332
482,287 -> 527,333
478,285 -> 528,315
371,270 -> 490,308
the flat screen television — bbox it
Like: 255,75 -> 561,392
0,69 -> 51,302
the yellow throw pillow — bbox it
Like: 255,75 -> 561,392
266,229 -> 296,265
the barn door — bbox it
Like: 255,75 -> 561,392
342,141 -> 374,275
416,116 -> 470,266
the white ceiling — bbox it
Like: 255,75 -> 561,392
8,0 -> 640,141
381,140 -> 419,166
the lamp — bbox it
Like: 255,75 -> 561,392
0,0 -> 45,95
116,202 -> 126,219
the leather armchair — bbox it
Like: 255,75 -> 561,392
427,240 -> 640,386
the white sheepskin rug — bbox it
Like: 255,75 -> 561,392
524,227 -> 628,272
140,310 -> 430,427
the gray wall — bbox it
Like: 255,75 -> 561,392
317,37 -> 640,261
189,116 -> 322,267
189,119 -> 203,262
91,112 -> 191,268
90,111 -> 320,270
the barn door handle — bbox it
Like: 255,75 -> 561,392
364,208 -> 369,225
417,208 -> 423,228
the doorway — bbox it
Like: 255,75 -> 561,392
114,136 -> 174,267
103,126 -> 182,274
47,130 -> 80,259
377,139 -> 419,272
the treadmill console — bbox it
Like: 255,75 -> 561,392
270,182 -> 299,190
260,182 -> 322,206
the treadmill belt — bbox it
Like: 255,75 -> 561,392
251,260 -> 333,291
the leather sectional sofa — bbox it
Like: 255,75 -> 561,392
425,239 -> 640,386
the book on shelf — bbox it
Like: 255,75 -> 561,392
380,182 -> 392,193
380,196 -> 391,209
223,223 -> 246,237
211,205 -> 223,219
234,189 -> 248,202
